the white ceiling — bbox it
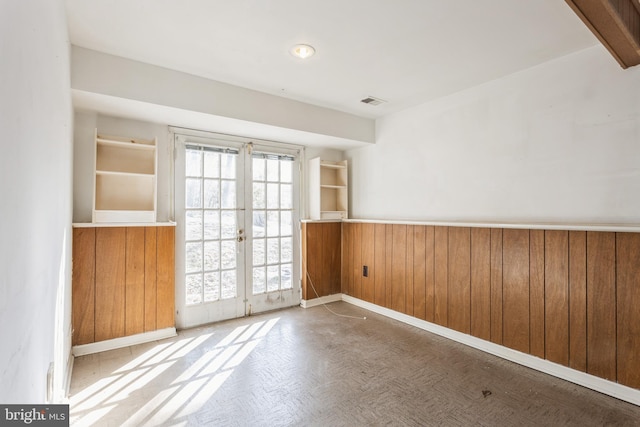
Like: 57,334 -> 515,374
65,0 -> 597,120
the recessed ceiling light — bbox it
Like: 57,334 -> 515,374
290,44 -> 315,59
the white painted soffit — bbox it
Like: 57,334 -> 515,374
71,89 -> 370,150
70,46 -> 375,149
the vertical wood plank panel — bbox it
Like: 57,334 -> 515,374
434,226 -> 448,327
306,222 -> 339,299
125,227 -> 145,336
348,223 -> 355,296
95,227 -> 126,341
156,226 -> 175,329
545,230 -> 569,366
413,226 -> 427,320
353,223 -> 363,299
326,222 -> 342,295
587,232 -> 616,380
340,223 -> 348,295
348,222 -> 356,297
448,227 -> 471,334
361,223 -> 375,303
326,224 -> 335,295
470,228 -> 491,341
374,223 -> 387,307
617,232 -> 640,388
529,229 -> 545,358
144,227 -> 157,332
316,223 -> 328,297
314,223 -> 327,297
391,225 -> 407,313
490,228 -> 503,344
305,221 -> 640,390
303,223 -> 313,299
425,226 -> 436,323
72,228 -> 95,345
569,231 -> 587,372
342,223 -> 352,295
502,229 -> 530,353
301,222 -> 309,300
405,226 -> 415,316
385,225 -> 393,310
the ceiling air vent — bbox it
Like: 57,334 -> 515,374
360,96 -> 386,106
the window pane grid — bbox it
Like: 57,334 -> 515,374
252,155 -> 294,295
185,146 -> 237,306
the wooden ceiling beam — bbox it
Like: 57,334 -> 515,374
565,0 -> 640,68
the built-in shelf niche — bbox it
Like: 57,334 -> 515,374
93,130 -> 157,223
309,157 -> 348,220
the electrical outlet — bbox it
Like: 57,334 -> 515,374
363,265 -> 368,277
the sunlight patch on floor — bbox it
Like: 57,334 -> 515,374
70,318 -> 280,426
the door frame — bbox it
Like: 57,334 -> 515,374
244,141 -> 302,315
170,128 -> 304,329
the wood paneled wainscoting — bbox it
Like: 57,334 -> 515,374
336,220 -> 640,393
301,221 -> 342,303
72,224 -> 176,354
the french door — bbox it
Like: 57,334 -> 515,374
174,133 -> 301,328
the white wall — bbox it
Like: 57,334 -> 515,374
0,0 -> 73,403
72,111 -> 97,223
347,46 -> 640,224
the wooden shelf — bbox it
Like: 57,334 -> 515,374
96,132 -> 155,145
93,210 -> 156,224
96,139 -> 155,175
97,138 -> 155,150
74,222 -> 176,228
93,129 -> 157,223
309,157 -> 348,220
320,161 -> 347,169
96,170 -> 155,178
320,210 -> 347,220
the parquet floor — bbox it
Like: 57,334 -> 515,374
70,302 -> 640,426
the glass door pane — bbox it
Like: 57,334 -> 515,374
175,135 -> 300,326
247,150 -> 300,313
185,146 -> 238,304
175,138 -> 245,329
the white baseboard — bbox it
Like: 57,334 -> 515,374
64,349 -> 74,400
52,328 -> 74,403
72,328 -> 177,357
342,295 -> 640,407
300,293 -> 343,308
